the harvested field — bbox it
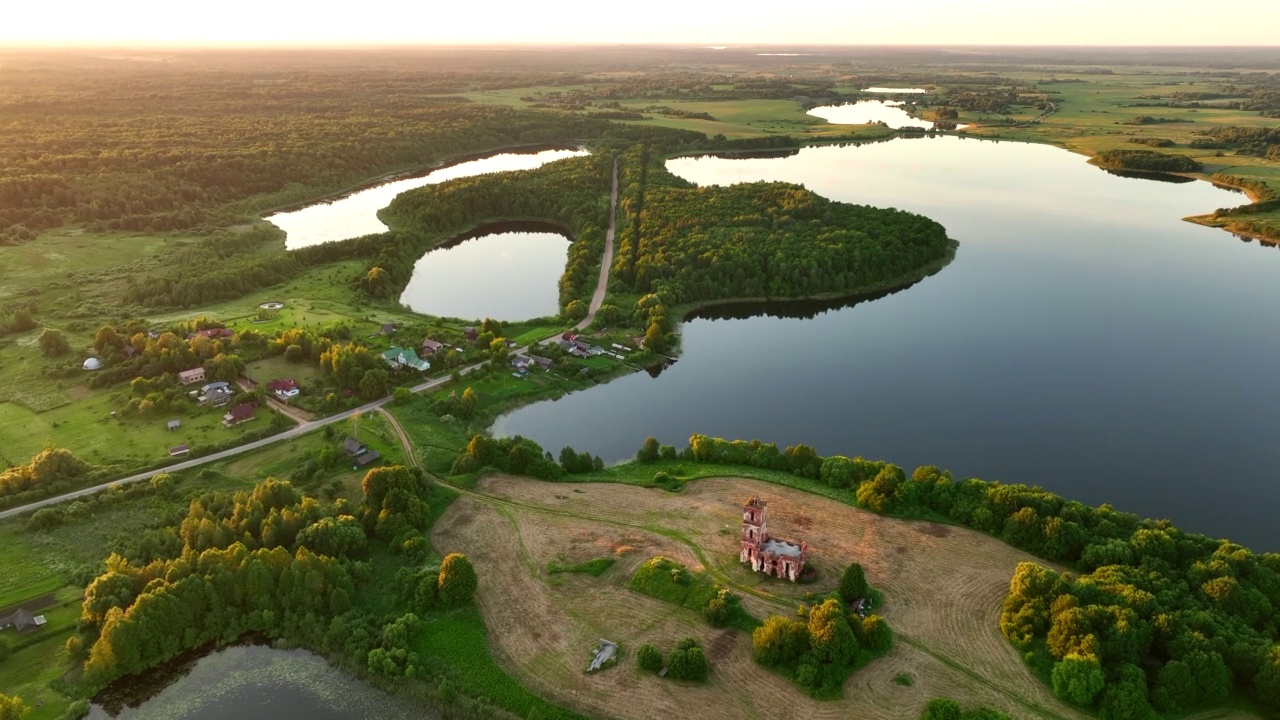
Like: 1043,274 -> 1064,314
431,475 -> 1100,720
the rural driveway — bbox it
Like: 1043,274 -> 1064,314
574,157 -> 620,330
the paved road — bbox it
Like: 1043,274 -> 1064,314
1,158 -> 625,522
574,157 -> 620,331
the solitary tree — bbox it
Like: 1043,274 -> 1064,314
437,553 -> 478,607
839,562 -> 869,603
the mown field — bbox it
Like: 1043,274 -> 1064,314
432,474 -> 1098,720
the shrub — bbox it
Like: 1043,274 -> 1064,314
637,643 -> 663,673
839,562 -> 868,603
666,637 -> 708,681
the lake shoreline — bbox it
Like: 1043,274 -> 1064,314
260,141 -> 587,219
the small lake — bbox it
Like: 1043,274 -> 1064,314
808,100 -> 912,127
88,645 -> 432,720
808,100 -> 968,130
399,223 -> 569,321
268,148 -> 587,250
494,135 -> 1280,551
863,87 -> 928,94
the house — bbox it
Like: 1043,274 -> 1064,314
0,609 -> 45,635
380,323 -> 398,336
223,402 -> 257,427
343,437 -> 381,468
557,339 -> 574,352
190,328 -> 233,341
178,367 -> 206,385
463,326 -> 479,342
381,347 -> 430,372
201,386 -> 234,407
529,355 -> 554,369
166,419 -> 181,431
168,444 -> 190,457
739,495 -> 809,582
421,338 -> 445,355
267,378 -> 300,399
200,380 -> 231,394
511,355 -> 533,370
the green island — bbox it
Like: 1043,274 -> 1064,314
1,45 -> 1279,720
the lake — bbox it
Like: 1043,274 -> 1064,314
862,87 -> 928,93
494,135 -> 1280,551
400,223 -> 569,321
267,148 -> 588,250
88,645 -> 432,720
808,100 -> 968,130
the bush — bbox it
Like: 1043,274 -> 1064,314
838,562 -> 868,603
666,637 -> 708,681
637,643 -> 663,673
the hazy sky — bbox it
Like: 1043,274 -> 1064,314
4,0 -> 1279,46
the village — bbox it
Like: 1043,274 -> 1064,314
54,301 -> 650,475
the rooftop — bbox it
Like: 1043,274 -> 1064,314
760,538 -> 803,558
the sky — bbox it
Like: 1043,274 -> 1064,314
3,0 -> 1279,47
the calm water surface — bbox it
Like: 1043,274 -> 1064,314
862,87 -> 928,93
89,645 -> 431,720
268,148 -> 587,249
400,227 -> 569,321
808,100 -> 968,130
495,136 -> 1280,550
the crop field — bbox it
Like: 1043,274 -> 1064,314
433,475 -> 1101,720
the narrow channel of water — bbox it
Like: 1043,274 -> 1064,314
493,136 -> 1280,550
267,148 -> 587,250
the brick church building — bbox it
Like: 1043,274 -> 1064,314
739,495 -> 808,582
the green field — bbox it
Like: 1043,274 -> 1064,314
0,396 -> 267,471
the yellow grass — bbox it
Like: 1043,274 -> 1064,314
432,475 -> 1097,720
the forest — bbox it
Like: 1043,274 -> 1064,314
660,434 -> 1280,718
73,467 -> 484,701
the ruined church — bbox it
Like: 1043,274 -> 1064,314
739,495 -> 808,582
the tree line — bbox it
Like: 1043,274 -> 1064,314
1095,149 -> 1203,173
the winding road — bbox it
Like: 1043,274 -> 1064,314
0,157 -> 624,522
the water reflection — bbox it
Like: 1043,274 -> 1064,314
494,136 -> 1280,550
808,100 -> 968,130
268,147 -> 587,250
89,645 -> 431,720
399,221 -> 569,321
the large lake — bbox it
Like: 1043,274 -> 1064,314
494,135 -> 1280,551
400,224 -> 569,321
268,148 -> 587,249
88,645 -> 431,720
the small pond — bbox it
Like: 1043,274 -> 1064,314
399,222 -> 569,321
88,645 -> 432,720
268,148 -> 587,250
808,100 -> 968,130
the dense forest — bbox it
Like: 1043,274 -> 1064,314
1094,149 -> 1204,173
75,468 -> 485,699
662,434 -> 1280,718
0,56 -> 627,244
